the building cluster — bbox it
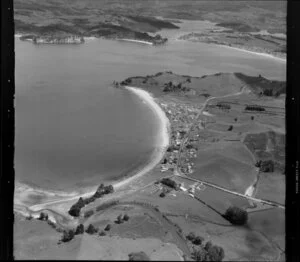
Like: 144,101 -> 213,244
33,36 -> 84,44
158,101 -> 201,174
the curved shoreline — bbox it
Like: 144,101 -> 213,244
115,38 -> 154,45
14,86 -> 170,215
219,44 -> 286,63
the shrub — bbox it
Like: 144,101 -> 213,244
61,230 -> 75,243
99,231 -> 106,236
192,236 -> 204,245
115,214 -> 123,224
160,178 -> 180,190
85,224 -> 98,234
204,241 -> 213,251
123,214 -> 129,221
207,245 -> 225,261
38,212 -> 48,221
75,224 -> 84,235
159,192 -> 166,198
191,247 -> 207,261
128,252 -> 150,261
223,206 -> 248,225
104,224 -> 111,231
186,232 -> 196,241
84,209 -> 94,218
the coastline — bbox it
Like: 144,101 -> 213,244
115,38 -> 153,45
216,44 -> 286,63
14,86 -> 170,215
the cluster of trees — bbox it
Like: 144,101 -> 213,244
216,103 -> 231,110
222,206 -> 248,225
186,233 -> 225,261
160,178 -> 181,190
68,184 -> 114,217
60,223 -> 97,243
255,160 -> 274,172
186,232 -> 204,245
191,242 -> 225,261
120,78 -> 132,85
163,81 -> 190,92
245,105 -> 265,112
115,214 -> 130,224
38,212 -> 49,221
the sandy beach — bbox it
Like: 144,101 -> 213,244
14,86 -> 170,215
220,44 -> 286,63
116,39 -> 153,45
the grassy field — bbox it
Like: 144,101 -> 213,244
190,140 -> 257,193
255,172 -> 285,205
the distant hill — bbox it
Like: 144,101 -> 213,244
120,71 -> 285,99
234,73 -> 286,97
14,0 -> 286,37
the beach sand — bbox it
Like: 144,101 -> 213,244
219,44 -> 286,63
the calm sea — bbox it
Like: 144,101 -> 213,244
15,22 -> 285,192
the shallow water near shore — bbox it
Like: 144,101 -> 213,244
15,22 -> 285,198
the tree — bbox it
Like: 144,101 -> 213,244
75,224 -> 84,235
128,252 -> 150,261
38,212 -> 48,221
104,224 -> 111,231
191,247 -> 207,261
85,224 -> 98,234
68,205 -> 81,217
116,214 -> 123,224
186,232 -> 196,241
227,125 -> 233,131
206,245 -> 225,261
204,241 -> 213,251
192,236 -> 204,245
251,116 -> 254,120
61,230 -> 75,243
223,206 -> 248,225
159,192 -> 166,198
123,214 -> 129,221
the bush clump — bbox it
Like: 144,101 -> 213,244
255,160 -> 274,172
38,212 -> 48,221
160,178 -> 181,190
115,214 -> 124,224
75,224 -> 84,235
85,224 -> 98,234
104,224 -> 111,231
61,230 -> 75,243
123,214 -> 129,221
191,242 -> 225,261
128,251 -> 150,261
223,206 -> 248,225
